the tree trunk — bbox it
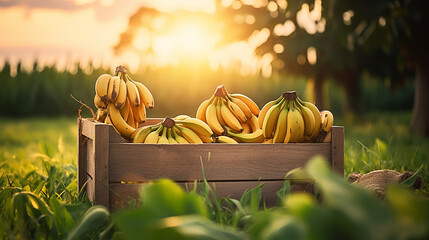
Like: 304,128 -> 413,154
342,71 -> 362,114
410,59 -> 429,137
314,72 -> 324,110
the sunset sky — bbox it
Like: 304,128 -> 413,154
0,0 -> 216,72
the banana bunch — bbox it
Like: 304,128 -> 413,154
94,65 -> 154,140
196,85 -> 260,136
132,116 -> 213,144
259,91 -> 333,143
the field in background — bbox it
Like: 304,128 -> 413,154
1,112 -> 427,194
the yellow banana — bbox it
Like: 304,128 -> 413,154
240,122 -> 252,134
108,103 -> 136,139
273,103 -> 288,143
144,126 -> 163,143
320,110 -> 334,132
205,98 -> 224,135
230,96 -> 252,119
176,117 -> 213,138
226,99 -> 247,123
167,128 -> 178,144
94,94 -> 107,109
104,115 -> 112,124
175,125 -> 203,144
296,100 -> 315,139
286,103 -> 305,143
95,74 -> 111,102
120,99 -> 130,122
132,125 -> 157,143
171,127 -> 189,144
220,99 -> 243,132
227,129 -> 265,143
131,103 -> 146,123
216,135 -> 238,144
95,108 -> 107,122
216,98 -> 228,127
301,100 -> 321,139
126,105 -> 138,129
158,127 -> 169,144
107,75 -> 121,102
175,115 -> 191,121
258,96 -> 283,129
196,95 -> 214,122
262,98 -> 285,138
230,93 -> 260,116
114,77 -> 127,109
247,113 -> 259,132
263,138 -> 273,144
126,79 -> 141,107
129,75 -> 154,109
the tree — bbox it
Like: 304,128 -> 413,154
113,0 -> 429,136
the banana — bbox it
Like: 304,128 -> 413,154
171,127 -> 189,144
258,96 -> 283,129
131,103 -> 146,123
263,138 -> 273,144
227,129 -> 265,143
175,125 -> 203,144
167,128 -> 178,144
229,96 -> 252,119
175,117 -> 213,138
95,108 -> 107,122
216,98 -> 228,127
114,77 -> 127,109
286,103 -> 305,143
126,104 -> 138,129
108,103 -> 136,139
320,110 -> 334,132
230,93 -> 260,116
216,135 -> 238,144
205,98 -> 224,135
226,99 -> 247,123
126,79 -> 141,107
107,75 -> 121,102
158,127 -> 169,144
296,100 -> 315,140
175,115 -> 191,121
220,99 -> 243,132
94,94 -> 107,109
129,75 -> 154,109
247,113 -> 259,132
273,103 -> 288,143
104,115 -> 112,124
95,74 -> 111,102
262,98 -> 285,138
132,125 -> 157,143
120,99 -> 130,122
196,96 -> 214,122
301,100 -> 321,139
144,125 -> 163,143
240,122 -> 252,134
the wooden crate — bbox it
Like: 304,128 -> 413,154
77,118 -> 344,209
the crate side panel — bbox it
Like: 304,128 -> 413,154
109,180 -> 313,209
109,143 -> 330,182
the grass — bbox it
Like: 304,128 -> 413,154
0,113 -> 428,239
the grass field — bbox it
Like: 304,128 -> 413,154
1,113 -> 428,239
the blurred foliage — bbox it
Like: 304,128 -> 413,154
0,60 -> 415,118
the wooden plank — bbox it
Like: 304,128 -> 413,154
331,126 -> 344,176
80,118 -> 96,139
109,143 -> 331,182
77,118 -> 88,191
91,123 -> 111,207
109,180 -> 314,209
86,139 -> 95,201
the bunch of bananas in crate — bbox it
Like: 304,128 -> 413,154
195,85 -> 265,143
259,91 -> 333,143
94,65 -> 154,139
132,116 -> 213,144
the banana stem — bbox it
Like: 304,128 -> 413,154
283,91 -> 297,101
162,117 -> 176,128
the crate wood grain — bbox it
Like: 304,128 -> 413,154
78,118 -> 344,209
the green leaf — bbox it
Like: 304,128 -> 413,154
400,164 -> 423,188
276,180 -> 291,206
240,183 -> 264,210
